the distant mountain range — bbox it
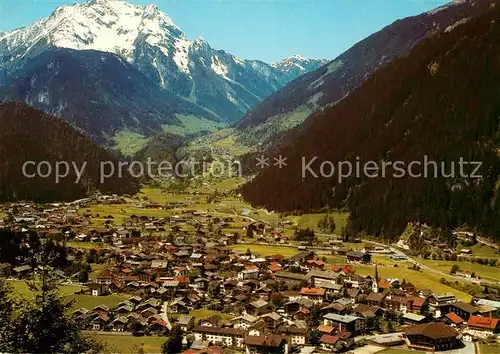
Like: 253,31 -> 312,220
0,102 -> 139,202
235,0 -> 497,149
241,2 -> 500,241
0,0 -> 326,145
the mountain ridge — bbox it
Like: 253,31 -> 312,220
0,0 -> 327,125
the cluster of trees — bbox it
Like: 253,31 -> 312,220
241,7 -> 500,242
0,228 -> 95,283
317,214 -> 336,234
0,229 -> 67,268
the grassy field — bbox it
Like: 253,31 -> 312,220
10,280 -> 129,311
79,204 -> 175,226
418,259 -> 500,282
95,333 -> 166,353
67,241 -> 105,250
190,309 -> 233,323
231,244 -> 301,258
187,128 -> 254,157
212,178 -> 245,191
462,243 -> 500,259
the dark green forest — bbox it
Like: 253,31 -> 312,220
242,6 -> 500,241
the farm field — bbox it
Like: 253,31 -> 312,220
458,243 -> 500,259
190,309 -> 233,323
96,333 -> 166,353
67,241 -> 105,250
113,130 -> 150,157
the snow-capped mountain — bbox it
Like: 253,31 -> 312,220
0,0 -> 325,124
271,55 -> 329,82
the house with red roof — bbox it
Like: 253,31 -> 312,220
410,296 -> 428,314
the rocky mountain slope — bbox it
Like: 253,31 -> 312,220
236,0 -> 497,149
0,48 -> 213,144
0,0 -> 324,131
0,102 -> 140,202
241,4 -> 500,241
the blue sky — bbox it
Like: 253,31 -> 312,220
0,0 -> 449,63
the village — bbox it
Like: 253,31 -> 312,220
0,183 -> 499,354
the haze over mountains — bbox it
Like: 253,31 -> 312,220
0,0 -> 326,144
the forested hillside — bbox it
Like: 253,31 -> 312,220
0,102 -> 139,202
242,6 -> 500,240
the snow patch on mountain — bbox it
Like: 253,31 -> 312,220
211,56 -> 229,78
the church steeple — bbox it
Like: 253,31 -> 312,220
375,263 -> 379,282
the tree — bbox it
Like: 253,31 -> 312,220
420,301 -> 430,316
317,214 -> 337,233
0,278 -> 15,352
450,264 -> 460,274
207,281 -> 220,298
78,269 -> 89,283
310,306 -> 322,327
163,325 -> 183,354
308,329 -> 322,345
86,248 -> 99,264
